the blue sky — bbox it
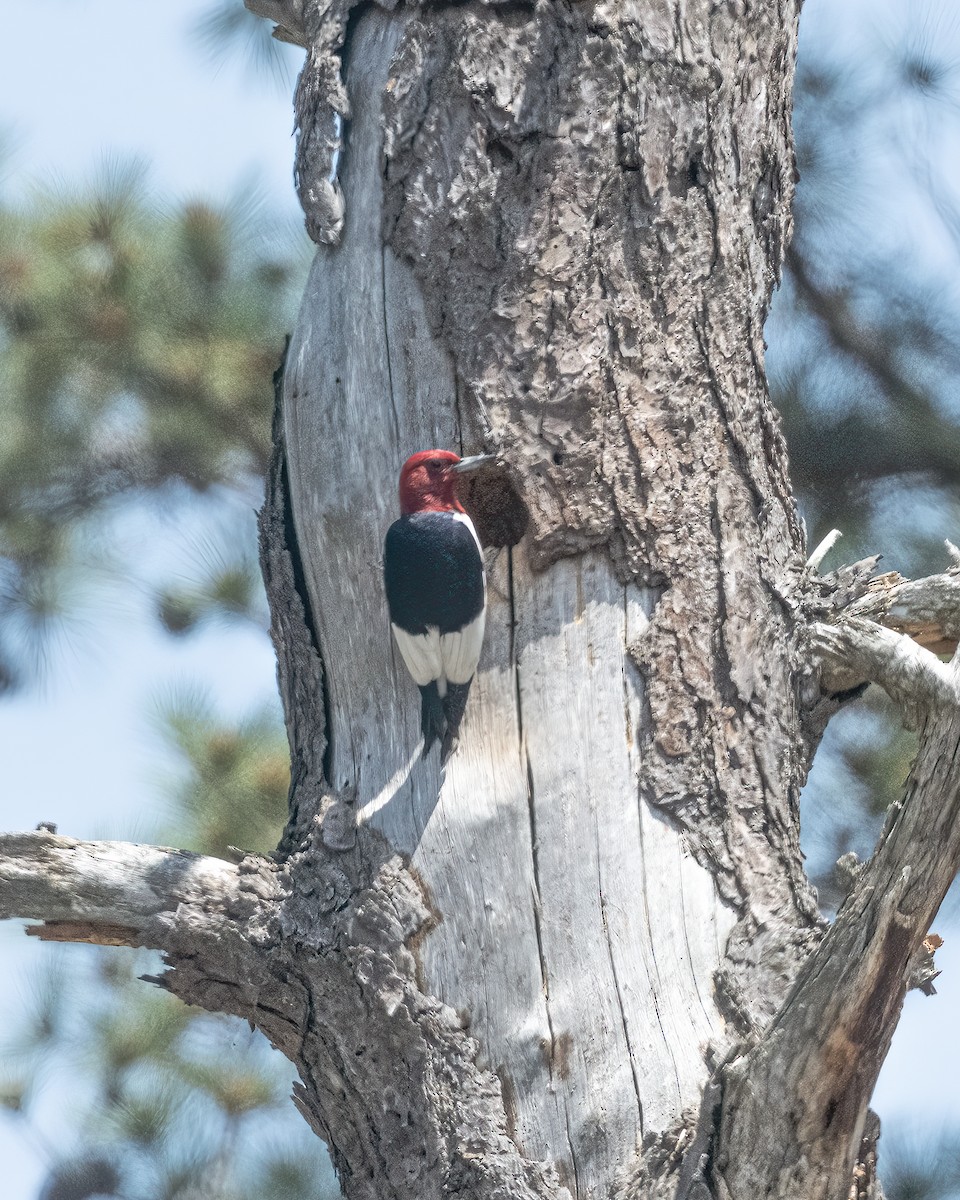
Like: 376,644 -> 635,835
0,4 -> 303,1193
1,0 -> 958,1195
1,1 -> 302,210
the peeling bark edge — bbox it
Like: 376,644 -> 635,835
258,339 -> 331,847
288,0 -> 369,244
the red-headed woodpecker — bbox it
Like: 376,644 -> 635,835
384,449 -> 494,760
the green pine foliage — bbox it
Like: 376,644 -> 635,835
3,951 -> 336,1200
0,157 -> 308,687
882,1127 -> 960,1200
2,682 -> 326,1198
155,513 -> 269,637
156,692 -> 291,860
0,116 -> 320,1200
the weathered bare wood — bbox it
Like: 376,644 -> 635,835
848,569 -> 960,656
0,831 -> 240,934
716,629 -> 960,1200
280,6 -> 802,1192
811,617 -> 956,717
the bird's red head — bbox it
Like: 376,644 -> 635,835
398,450 -> 465,515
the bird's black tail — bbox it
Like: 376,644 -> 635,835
419,682 -> 446,759
440,681 -> 473,763
419,680 -> 474,763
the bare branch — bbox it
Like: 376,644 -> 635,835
810,617 -> 957,719
716,572 -> 960,1195
717,683 -> 960,1198
0,831 -> 240,946
807,528 -> 842,571
809,560 -> 960,706
847,569 -> 960,657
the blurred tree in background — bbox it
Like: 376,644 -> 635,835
2,1 -> 960,1197
0,155 -> 303,687
773,7 -> 960,920
773,12 -> 960,1191
0,5 -> 335,1195
0,686 -> 337,1200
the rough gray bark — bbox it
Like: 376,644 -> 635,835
281,3 -> 818,1192
2,3 -> 958,1200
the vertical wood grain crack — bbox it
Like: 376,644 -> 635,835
526,751 -> 554,1057
564,1105 -> 581,1200
508,546 -> 522,742
510,550 -> 556,1063
380,244 -> 401,446
636,801 -> 685,1104
596,817 -> 645,1136
262,344 -> 333,799
622,587 -> 636,750
676,841 -> 716,1028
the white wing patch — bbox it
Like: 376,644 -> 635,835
391,624 -> 442,688
440,609 -> 486,685
446,514 -> 486,686
454,510 -> 483,553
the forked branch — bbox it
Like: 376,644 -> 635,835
811,617 -> 957,720
847,568 -> 960,657
716,592 -> 960,1199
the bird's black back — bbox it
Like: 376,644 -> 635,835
383,513 -> 484,635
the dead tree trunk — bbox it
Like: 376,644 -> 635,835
2,3 -> 959,1199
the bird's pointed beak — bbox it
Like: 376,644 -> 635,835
452,453 -> 496,474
